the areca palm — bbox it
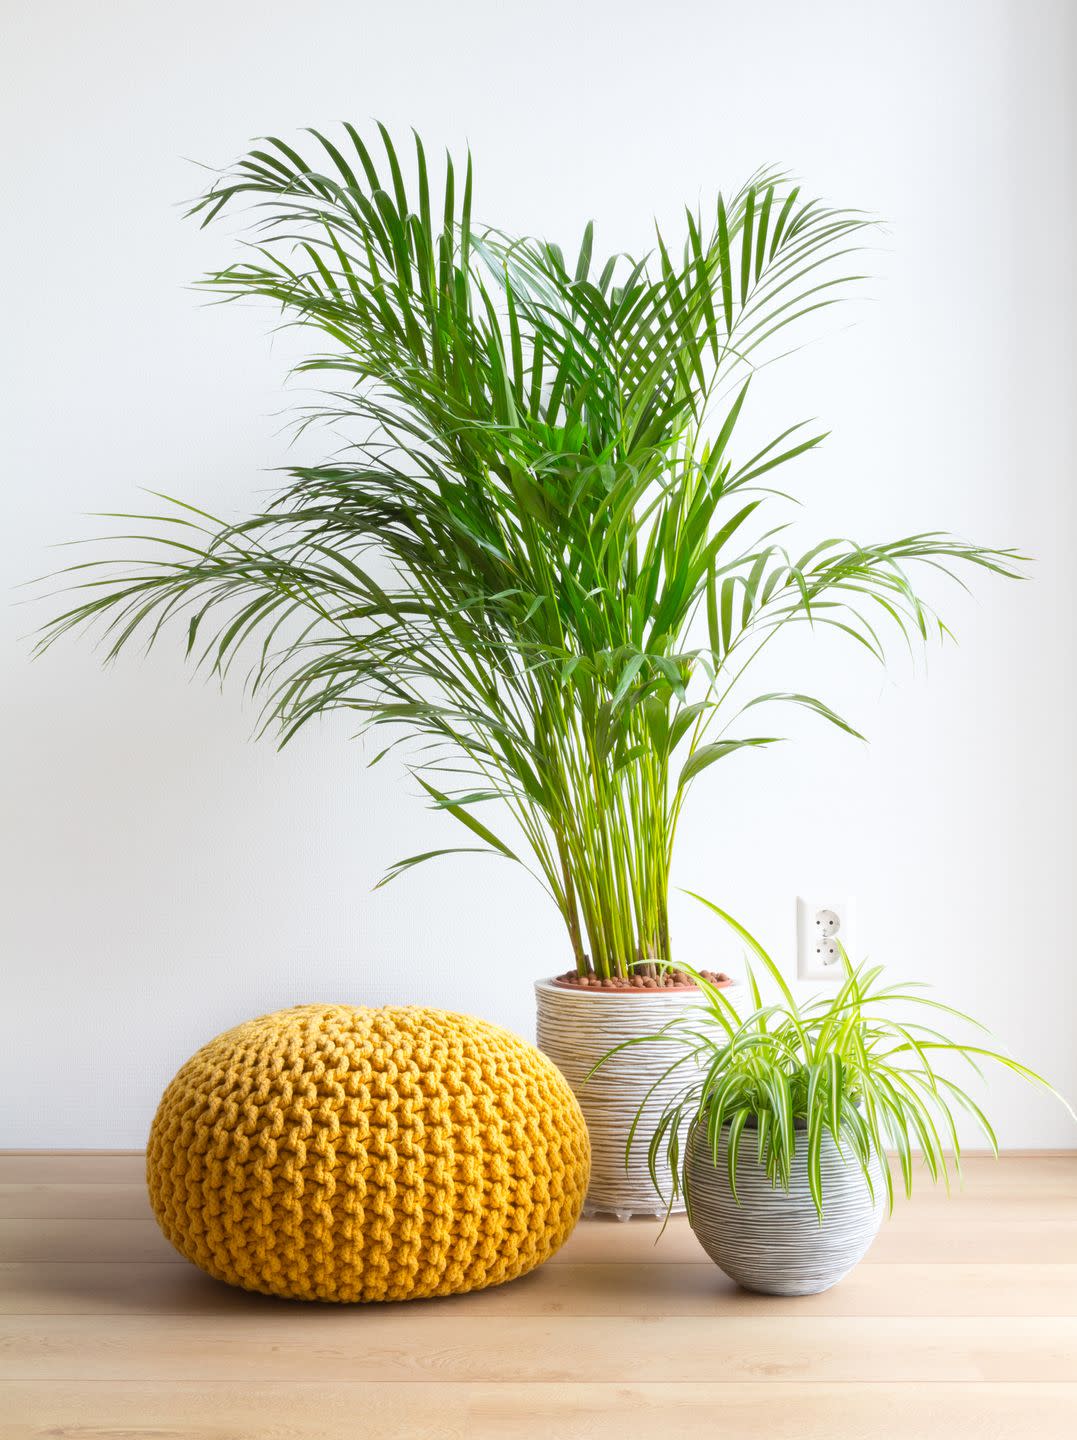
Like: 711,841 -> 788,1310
38,124 -> 1020,977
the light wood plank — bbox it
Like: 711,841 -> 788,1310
0,1217 -> 178,1263
0,1183 -> 154,1219
3,1382 -> 1076,1440
464,1381 -> 1077,1440
1,1150 -> 1071,1189
3,1161 -> 1073,1219
1,1153 -> 1075,1440
0,1381 -> 465,1440
4,1208 -> 1076,1265
558,1211 -> 1077,1264
0,1153 -> 146,1184
2,1258 -> 1075,1318
3,1313 -> 1075,1384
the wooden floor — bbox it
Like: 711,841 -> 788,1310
1,1153 -> 1075,1439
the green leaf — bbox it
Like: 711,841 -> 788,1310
414,776 -> 519,861
375,846 -> 508,889
740,186 -> 755,305
716,194 -> 734,333
740,691 -> 865,740
678,737 -> 781,787
610,652 -> 647,706
726,1107 -> 750,1204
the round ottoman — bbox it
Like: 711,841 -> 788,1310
147,1004 -> 590,1302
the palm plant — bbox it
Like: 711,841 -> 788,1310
38,124 -> 1020,978
613,897 -> 1066,1218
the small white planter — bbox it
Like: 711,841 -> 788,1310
534,978 -> 715,1219
686,1121 -> 886,1294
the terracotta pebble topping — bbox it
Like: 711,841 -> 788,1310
551,968 -> 732,991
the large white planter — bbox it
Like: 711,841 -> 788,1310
534,978 -> 714,1219
686,1121 -> 886,1294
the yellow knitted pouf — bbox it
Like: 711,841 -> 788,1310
146,1004 -> 590,1302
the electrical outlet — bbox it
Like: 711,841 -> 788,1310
797,896 -> 855,981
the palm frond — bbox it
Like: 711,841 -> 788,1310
37,124 -> 1022,977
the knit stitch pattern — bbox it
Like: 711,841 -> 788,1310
146,1004 -> 590,1302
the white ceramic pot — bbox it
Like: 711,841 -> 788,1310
534,978 -> 713,1219
685,1121 -> 886,1294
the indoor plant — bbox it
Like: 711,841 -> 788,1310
37,124 -> 1020,1214
611,897 -> 1066,1292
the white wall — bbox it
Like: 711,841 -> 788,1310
2,0 -> 1074,1148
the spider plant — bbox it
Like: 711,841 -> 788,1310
37,123 -> 1021,979
614,896 -> 1067,1218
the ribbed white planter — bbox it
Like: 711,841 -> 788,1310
686,1121 -> 886,1294
535,978 -> 715,1219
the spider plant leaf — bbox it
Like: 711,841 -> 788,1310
807,1103 -> 824,1218
726,1107 -> 750,1204
826,1052 -> 843,1143
755,1108 -> 771,1165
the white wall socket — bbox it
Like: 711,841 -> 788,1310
796,896 -> 855,981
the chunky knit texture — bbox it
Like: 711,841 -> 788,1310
147,1004 -> 590,1302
